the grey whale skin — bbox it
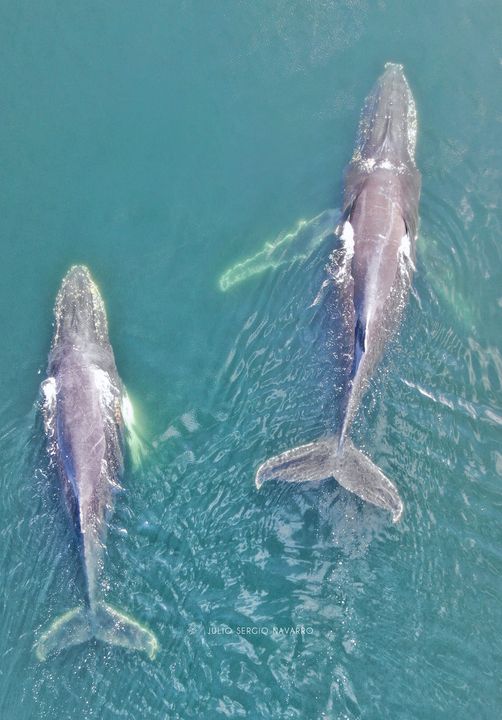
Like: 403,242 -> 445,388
36,266 -> 158,660
255,64 -> 421,522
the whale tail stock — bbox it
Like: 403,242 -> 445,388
255,435 -> 403,523
35,602 -> 159,661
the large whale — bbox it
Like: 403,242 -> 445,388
36,265 -> 158,660
255,64 -> 421,522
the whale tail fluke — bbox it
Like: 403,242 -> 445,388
35,603 -> 159,661
34,606 -> 92,660
255,436 -> 403,523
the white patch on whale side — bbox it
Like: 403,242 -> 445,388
399,233 -> 411,259
326,220 -> 356,287
398,233 -> 415,273
41,376 -> 57,408
41,377 -> 57,444
90,367 -> 117,419
341,220 -> 355,257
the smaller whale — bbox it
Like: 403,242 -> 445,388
255,64 -> 421,522
36,266 -> 158,660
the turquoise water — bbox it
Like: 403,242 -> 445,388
1,1 -> 502,717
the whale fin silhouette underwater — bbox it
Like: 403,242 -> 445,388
218,209 -> 338,292
35,266 -> 158,660
255,63 -> 421,523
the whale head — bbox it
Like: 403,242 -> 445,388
53,265 -> 109,347
354,63 -> 417,168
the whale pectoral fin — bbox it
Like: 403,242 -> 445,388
255,438 -> 336,489
332,438 -> 403,523
219,209 -> 339,291
335,201 -> 354,236
121,391 -> 148,468
310,278 -> 332,308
